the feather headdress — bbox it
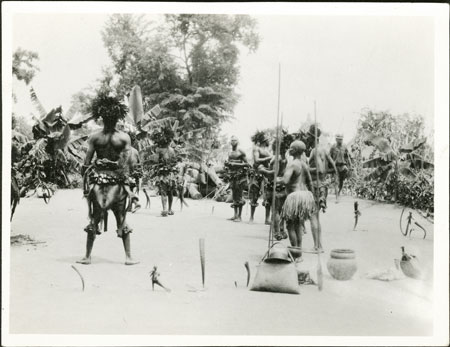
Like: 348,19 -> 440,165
251,130 -> 269,145
149,125 -> 175,148
89,94 -> 128,122
272,130 -> 295,155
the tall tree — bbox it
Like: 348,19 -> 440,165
12,47 -> 40,86
95,14 -> 259,161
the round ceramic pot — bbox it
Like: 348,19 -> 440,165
327,249 -> 357,280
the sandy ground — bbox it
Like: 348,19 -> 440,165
9,189 -> 434,336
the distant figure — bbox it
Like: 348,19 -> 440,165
224,136 -> 249,222
249,131 -> 272,223
154,141 -> 178,217
329,134 -> 353,203
281,141 -> 319,255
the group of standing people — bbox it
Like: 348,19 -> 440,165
75,93 -> 352,264
224,125 -> 353,256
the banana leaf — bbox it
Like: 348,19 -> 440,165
399,138 -> 426,153
128,85 -> 144,125
29,87 -> 47,119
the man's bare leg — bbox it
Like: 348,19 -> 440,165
335,177 -> 340,203
228,206 -> 238,220
235,205 -> 243,222
249,205 -> 256,223
297,220 -> 304,248
77,232 -> 95,264
78,206 -> 101,265
287,220 -> 297,247
310,212 -> 323,251
167,190 -> 174,215
122,233 -> 139,265
161,192 -> 168,216
338,175 -> 344,199
265,205 -> 271,225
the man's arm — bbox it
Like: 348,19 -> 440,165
118,133 -> 132,169
345,147 -> 353,168
82,135 -> 96,175
239,149 -> 249,164
302,162 -> 313,192
329,145 -> 336,161
308,148 -> 317,174
325,150 -> 337,174
258,165 -> 274,177
282,162 -> 295,185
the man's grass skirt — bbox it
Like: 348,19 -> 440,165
281,190 -> 317,222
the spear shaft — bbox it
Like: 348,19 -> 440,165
314,101 -> 323,291
268,64 -> 282,249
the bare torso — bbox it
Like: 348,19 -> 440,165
253,146 -> 271,168
228,148 -> 246,163
86,129 -> 131,165
309,144 -> 336,181
284,159 -> 312,194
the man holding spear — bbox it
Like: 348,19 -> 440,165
258,132 -> 292,240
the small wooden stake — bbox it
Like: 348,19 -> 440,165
199,238 -> 205,288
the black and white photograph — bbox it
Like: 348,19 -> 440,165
2,2 -> 449,346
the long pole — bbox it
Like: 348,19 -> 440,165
314,101 -> 323,291
314,101 -> 319,208
268,64 -> 281,250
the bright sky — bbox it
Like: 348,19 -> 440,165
12,13 -> 434,149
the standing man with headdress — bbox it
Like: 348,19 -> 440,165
149,126 -> 179,217
224,136 -> 249,222
307,124 -> 337,213
79,94 -> 139,265
258,131 -> 293,240
329,133 -> 353,203
249,130 -> 272,223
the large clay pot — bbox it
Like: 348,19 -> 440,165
327,249 -> 357,280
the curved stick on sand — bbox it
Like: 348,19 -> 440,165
71,265 -> 85,291
244,261 -> 251,287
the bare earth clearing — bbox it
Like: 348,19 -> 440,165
9,189 -> 434,336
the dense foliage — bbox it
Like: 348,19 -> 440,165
349,110 -> 434,213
